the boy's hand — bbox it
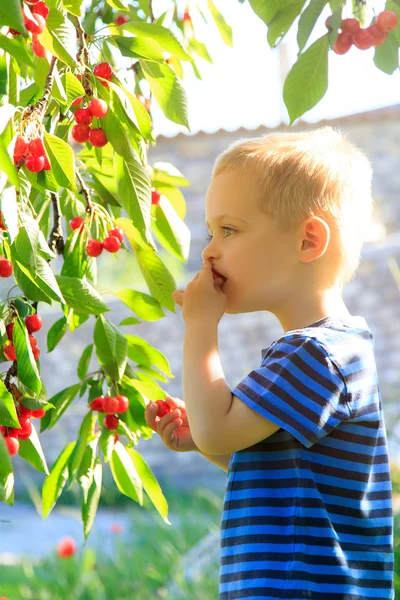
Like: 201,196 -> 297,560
172,259 -> 227,326
144,395 -> 199,453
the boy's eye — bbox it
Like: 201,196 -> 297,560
205,226 -> 235,242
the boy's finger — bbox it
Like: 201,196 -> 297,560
157,409 -> 181,437
162,418 -> 182,445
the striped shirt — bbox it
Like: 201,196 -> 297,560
220,315 -> 394,600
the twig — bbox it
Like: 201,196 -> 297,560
76,168 -> 94,212
22,55 -> 57,122
75,16 -> 93,97
48,192 -> 65,255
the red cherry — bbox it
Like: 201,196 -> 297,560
56,537 -> 76,558
89,128 -> 108,148
14,136 -> 29,156
115,15 -> 129,26
29,334 -> 37,348
18,404 -> 34,418
6,323 -> 14,341
32,1 -> 49,19
353,27 -> 375,49
89,397 -> 104,412
25,155 -> 45,172
103,235 -> 121,253
71,124 -> 90,143
70,216 -> 84,231
24,13 -> 46,34
3,344 -> 16,362
155,400 -> 171,418
31,408 -> 46,418
341,18 -> 360,34
116,395 -> 129,413
88,98 -> 108,118
71,96 -> 83,107
108,227 -> 124,243
26,0 -> 40,4
86,239 -> 103,257
183,9 -> 191,22
104,415 -> 119,430
32,346 -> 40,361
25,314 -> 42,333
0,259 -> 13,278
18,418 -> 32,440
93,63 -> 113,79
367,23 -> 387,46
42,155 -> 51,170
13,155 -> 24,166
28,138 -> 46,157
151,188 -> 161,205
333,31 -> 353,54
4,436 -> 19,456
0,211 -> 6,231
74,108 -> 93,125
377,9 -> 398,32
102,396 -> 120,414
32,37 -> 46,58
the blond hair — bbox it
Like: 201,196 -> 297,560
212,126 -> 373,285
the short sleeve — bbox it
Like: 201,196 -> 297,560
231,336 -> 349,448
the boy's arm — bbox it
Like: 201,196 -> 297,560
196,449 -> 232,473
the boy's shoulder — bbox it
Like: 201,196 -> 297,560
261,314 -> 375,374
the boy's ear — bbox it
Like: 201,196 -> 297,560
300,216 -> 330,261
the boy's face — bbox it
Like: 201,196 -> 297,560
202,169 -> 299,315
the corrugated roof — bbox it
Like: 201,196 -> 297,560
156,103 -> 400,141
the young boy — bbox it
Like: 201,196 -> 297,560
145,126 -> 394,599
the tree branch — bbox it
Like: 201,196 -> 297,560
48,192 -> 65,256
75,16 -> 93,98
76,168 -> 94,212
22,55 -> 57,122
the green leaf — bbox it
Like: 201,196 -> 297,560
42,441 -> 76,518
13,317 -> 42,396
126,446 -> 170,523
152,162 -> 190,187
283,34 -> 329,124
110,441 -> 143,503
106,0 -> 128,9
297,0 -> 328,52
60,71 -> 85,105
13,221 -> 39,267
18,422 -> 50,475
82,457 -> 102,541
374,28 -> 400,74
112,35 -> 164,60
62,0 -> 84,17
115,153 -> 153,246
139,59 -> 190,129
44,133 -> 77,192
0,380 -> 20,428
123,19 -> 193,61
125,334 -> 173,378
47,316 -> 68,352
247,0 -> 280,25
152,196 -> 190,262
60,227 -> 89,278
1,186 -> 20,244
0,136 -> 18,189
109,288 -> 165,321
0,34 -> 32,67
77,343 -> 93,380
56,275 -> 110,315
99,427 -> 115,463
13,254 -> 66,304
44,383 -> 82,430
38,8 -> 77,68
0,55 -> 7,96
0,435 -> 14,505
94,314 -> 128,383
267,0 -> 307,47
68,410 -> 96,484
0,0 -> 25,34
207,0 -> 233,46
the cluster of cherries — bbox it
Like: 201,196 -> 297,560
71,96 -> 109,147
3,314 -> 42,363
70,219 -> 125,257
1,401 -> 47,456
89,394 -> 129,436
329,10 -> 398,54
9,0 -> 50,59
13,135 -> 51,172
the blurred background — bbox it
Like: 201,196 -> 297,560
1,1 -> 400,598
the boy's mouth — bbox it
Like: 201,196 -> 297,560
212,269 -> 227,281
